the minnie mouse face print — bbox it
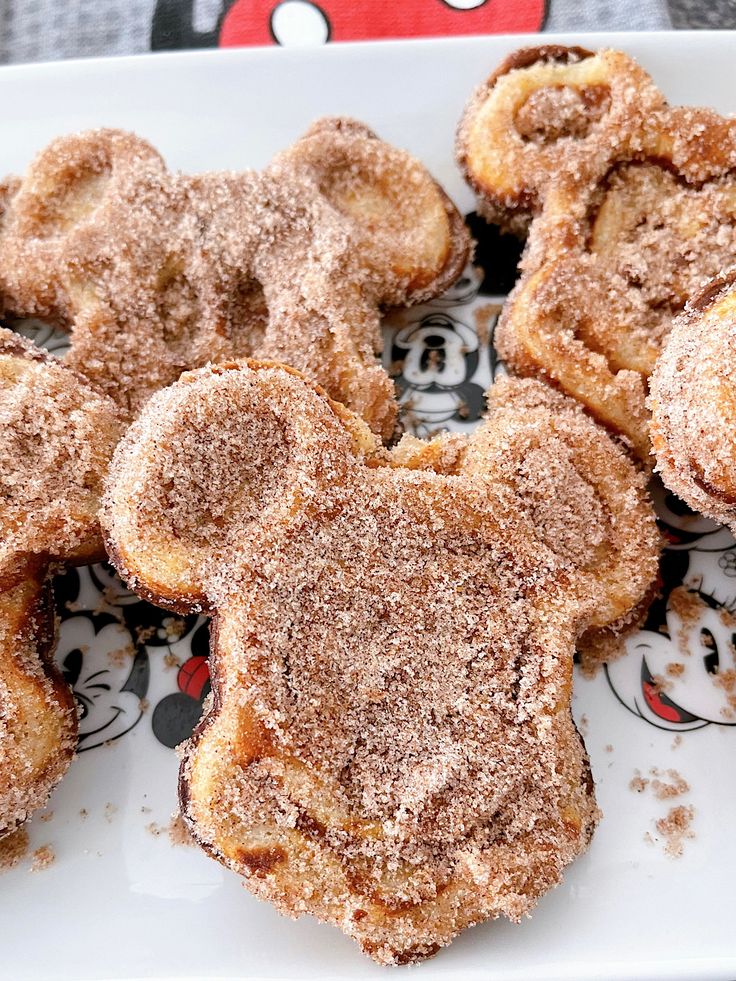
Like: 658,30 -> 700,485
606,486 -> 736,731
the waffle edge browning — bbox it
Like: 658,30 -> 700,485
458,44 -> 736,459
0,328 -> 122,833
102,360 -> 658,963
650,270 -> 736,530
0,120 -> 469,441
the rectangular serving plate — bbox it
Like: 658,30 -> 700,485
0,31 -> 734,981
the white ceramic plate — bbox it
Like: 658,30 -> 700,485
1,31 -> 735,981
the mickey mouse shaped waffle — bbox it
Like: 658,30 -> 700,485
650,271 -> 736,533
0,119 -> 468,441
103,360 -> 658,963
458,45 -> 736,458
0,328 -> 121,833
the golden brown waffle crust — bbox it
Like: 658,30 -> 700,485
0,121 -> 469,441
457,44 -> 596,234
457,44 -> 736,458
0,326 -> 122,832
102,360 -> 659,963
0,576 -> 77,836
650,270 -> 736,531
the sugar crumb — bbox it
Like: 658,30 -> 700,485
629,770 -> 649,793
168,812 -> 193,847
0,828 -> 29,871
655,805 -> 695,858
30,844 -> 55,872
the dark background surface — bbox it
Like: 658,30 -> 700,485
669,0 -> 736,27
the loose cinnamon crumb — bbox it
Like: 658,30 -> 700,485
104,803 -> 117,823
632,765 -> 694,856
655,805 -> 695,858
651,673 -> 671,694
168,812 -> 194,847
30,844 -> 55,872
629,772 -> 649,793
715,669 -> 736,719
669,587 -> 706,628
163,652 -> 181,670
101,585 -> 127,608
650,768 -> 689,800
456,399 -> 470,420
108,643 -> 136,667
135,625 -> 157,645
95,588 -> 126,620
164,615 -> 189,638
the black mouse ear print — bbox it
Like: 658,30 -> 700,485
152,640 -> 211,750
53,566 -> 82,620
457,46 -> 666,233
275,116 -> 469,305
102,360 -> 376,613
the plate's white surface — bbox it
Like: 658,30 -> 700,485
1,32 -> 736,981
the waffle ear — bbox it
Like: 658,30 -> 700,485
495,258 -> 654,460
102,360 -> 381,613
275,116 -> 468,304
0,327 -> 122,589
0,129 -> 164,322
457,46 -> 665,233
7,129 -> 162,240
464,377 -> 659,632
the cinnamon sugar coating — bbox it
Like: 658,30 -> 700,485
102,362 -> 658,963
0,327 -> 122,833
458,45 -> 736,458
0,121 -> 468,440
650,271 -> 736,531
